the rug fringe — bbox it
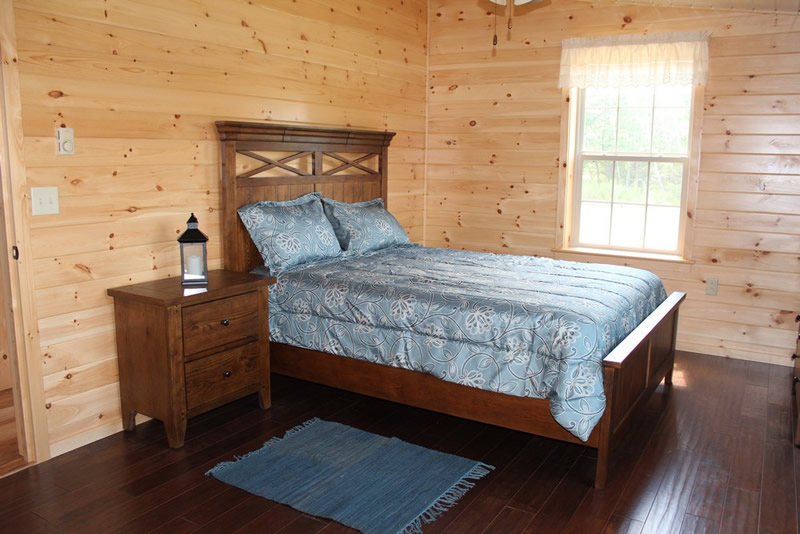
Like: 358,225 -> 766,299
205,418 -> 322,477
263,417 -> 321,446
398,462 -> 495,534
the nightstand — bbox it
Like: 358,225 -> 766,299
108,270 -> 276,448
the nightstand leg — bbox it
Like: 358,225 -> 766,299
258,386 -> 271,410
164,417 -> 187,448
121,400 -> 136,431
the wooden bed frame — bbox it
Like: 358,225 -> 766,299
216,120 -> 686,489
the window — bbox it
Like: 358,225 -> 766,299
574,84 -> 693,253
557,31 -> 709,258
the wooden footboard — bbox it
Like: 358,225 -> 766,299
594,291 -> 686,488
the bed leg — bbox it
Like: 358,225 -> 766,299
663,342 -> 677,386
595,367 -> 615,489
664,303 -> 680,387
664,366 -> 674,386
595,442 -> 609,490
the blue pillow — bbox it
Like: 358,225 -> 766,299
321,197 -> 410,255
238,192 -> 341,274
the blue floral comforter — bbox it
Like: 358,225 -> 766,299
268,246 -> 667,441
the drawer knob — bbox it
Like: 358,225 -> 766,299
223,370 -> 232,378
221,319 -> 230,326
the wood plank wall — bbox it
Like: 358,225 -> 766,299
11,0 -> 427,456
427,0 -> 799,368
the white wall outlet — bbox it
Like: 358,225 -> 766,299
31,186 -> 59,216
706,278 -> 718,296
57,127 -> 75,156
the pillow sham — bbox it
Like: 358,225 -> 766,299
238,192 -> 341,274
321,197 -> 410,255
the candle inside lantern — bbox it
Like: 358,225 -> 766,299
187,255 -> 203,276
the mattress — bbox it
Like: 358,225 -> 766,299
267,245 -> 667,441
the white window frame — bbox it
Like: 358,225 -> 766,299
555,85 -> 703,262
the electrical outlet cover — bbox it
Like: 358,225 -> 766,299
706,278 -> 718,296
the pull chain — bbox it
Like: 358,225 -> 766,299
493,1 -> 498,46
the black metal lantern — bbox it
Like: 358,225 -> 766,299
178,213 -> 208,286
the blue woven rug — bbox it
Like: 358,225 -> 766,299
206,418 -> 494,534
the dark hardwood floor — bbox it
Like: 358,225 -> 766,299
0,351 -> 795,533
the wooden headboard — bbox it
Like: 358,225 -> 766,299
216,121 -> 396,273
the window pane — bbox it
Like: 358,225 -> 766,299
585,87 -> 618,107
579,202 -> 611,245
652,108 -> 689,155
613,161 -> 648,204
645,206 -> 680,251
610,204 -> 645,248
654,85 -> 691,108
617,108 -> 652,153
581,160 -> 613,201
648,162 -> 684,206
619,86 -> 654,107
582,108 -> 617,152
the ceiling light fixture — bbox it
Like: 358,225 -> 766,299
490,0 -> 543,46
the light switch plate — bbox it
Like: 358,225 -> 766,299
57,127 -> 74,156
31,186 -> 59,216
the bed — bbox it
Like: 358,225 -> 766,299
216,120 -> 686,489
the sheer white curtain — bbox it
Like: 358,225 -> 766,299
558,31 -> 711,88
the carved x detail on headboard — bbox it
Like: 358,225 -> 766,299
215,121 -> 396,272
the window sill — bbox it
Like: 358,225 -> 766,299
552,247 -> 695,265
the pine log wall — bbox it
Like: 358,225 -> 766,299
10,0 -> 427,457
428,0 -> 799,367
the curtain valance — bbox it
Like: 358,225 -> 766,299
558,31 -> 710,88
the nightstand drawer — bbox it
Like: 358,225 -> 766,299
185,342 -> 261,412
182,292 -> 260,356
